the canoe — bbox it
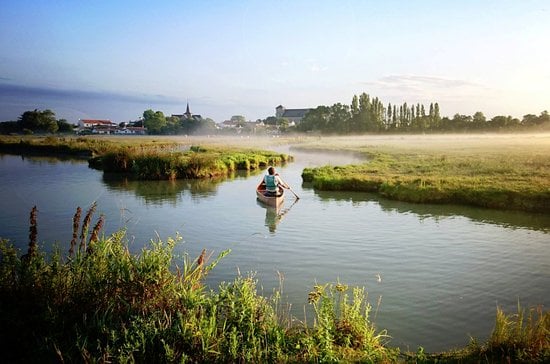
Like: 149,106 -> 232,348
256,184 -> 284,207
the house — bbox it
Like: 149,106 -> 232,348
275,105 -> 311,124
114,126 -> 147,135
79,119 -> 117,128
91,125 -> 117,134
77,119 -> 146,135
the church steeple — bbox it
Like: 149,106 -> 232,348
184,102 -> 192,119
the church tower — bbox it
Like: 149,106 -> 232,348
184,102 -> 192,119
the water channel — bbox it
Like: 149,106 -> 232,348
0,147 -> 548,352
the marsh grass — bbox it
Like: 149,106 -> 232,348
300,134 -> 550,212
0,135 -> 180,158
90,145 -> 292,180
413,304 -> 550,363
484,304 -> 550,361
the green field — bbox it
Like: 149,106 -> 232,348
297,133 -> 550,213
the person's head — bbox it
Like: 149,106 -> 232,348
268,166 -> 275,175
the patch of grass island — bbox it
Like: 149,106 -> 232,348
299,134 -> 550,213
89,145 -> 291,179
0,135 -> 293,179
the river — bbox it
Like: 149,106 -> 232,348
0,146 -> 548,352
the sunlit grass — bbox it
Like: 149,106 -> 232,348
0,135 -> 292,180
300,133 -> 550,212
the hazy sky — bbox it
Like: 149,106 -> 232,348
1,0 -> 549,123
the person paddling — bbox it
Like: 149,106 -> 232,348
261,166 -> 289,196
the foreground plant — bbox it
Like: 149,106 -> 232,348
0,206 -> 393,363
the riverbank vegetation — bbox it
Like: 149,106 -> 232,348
0,206 -> 548,363
88,145 -> 291,179
299,134 -> 550,213
0,135 -> 179,157
0,135 -> 292,179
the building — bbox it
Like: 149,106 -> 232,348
172,102 -> 202,121
77,119 -> 146,135
114,126 -> 147,135
275,105 -> 311,124
79,119 -> 116,128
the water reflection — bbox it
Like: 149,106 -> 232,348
0,153 -> 86,165
310,188 -> 550,232
100,170 -> 263,205
256,198 -> 299,233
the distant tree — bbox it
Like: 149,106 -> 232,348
522,111 -> 549,126
472,111 -> 487,129
451,114 -> 472,130
0,121 -> 19,134
298,105 -> 330,133
264,116 -> 278,125
56,119 -> 73,133
432,103 -> 441,129
328,103 -> 351,133
278,118 -> 290,131
230,115 -> 246,123
142,109 -> 166,134
18,109 -> 58,133
489,115 -> 519,129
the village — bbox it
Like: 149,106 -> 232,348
76,104 -> 310,135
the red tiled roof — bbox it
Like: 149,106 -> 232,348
81,119 -> 114,125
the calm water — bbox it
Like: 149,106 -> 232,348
0,149 -> 549,352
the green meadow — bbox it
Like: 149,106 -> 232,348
298,133 -> 550,213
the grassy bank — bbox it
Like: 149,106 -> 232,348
0,135 -> 179,157
0,207 -> 548,363
0,135 -> 292,179
89,145 -> 291,179
299,134 -> 550,213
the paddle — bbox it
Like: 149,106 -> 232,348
278,176 -> 300,200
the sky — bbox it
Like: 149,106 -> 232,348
1,0 -> 549,123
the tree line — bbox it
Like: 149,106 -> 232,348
297,92 -> 549,134
2,98 -> 549,136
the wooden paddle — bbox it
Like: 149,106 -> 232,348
278,176 -> 300,200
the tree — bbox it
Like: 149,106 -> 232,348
298,106 -> 331,133
432,103 -> 442,129
56,119 -> 73,133
18,109 -> 58,133
230,115 -> 246,124
451,114 -> 472,130
472,111 -> 486,129
142,109 -> 166,134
